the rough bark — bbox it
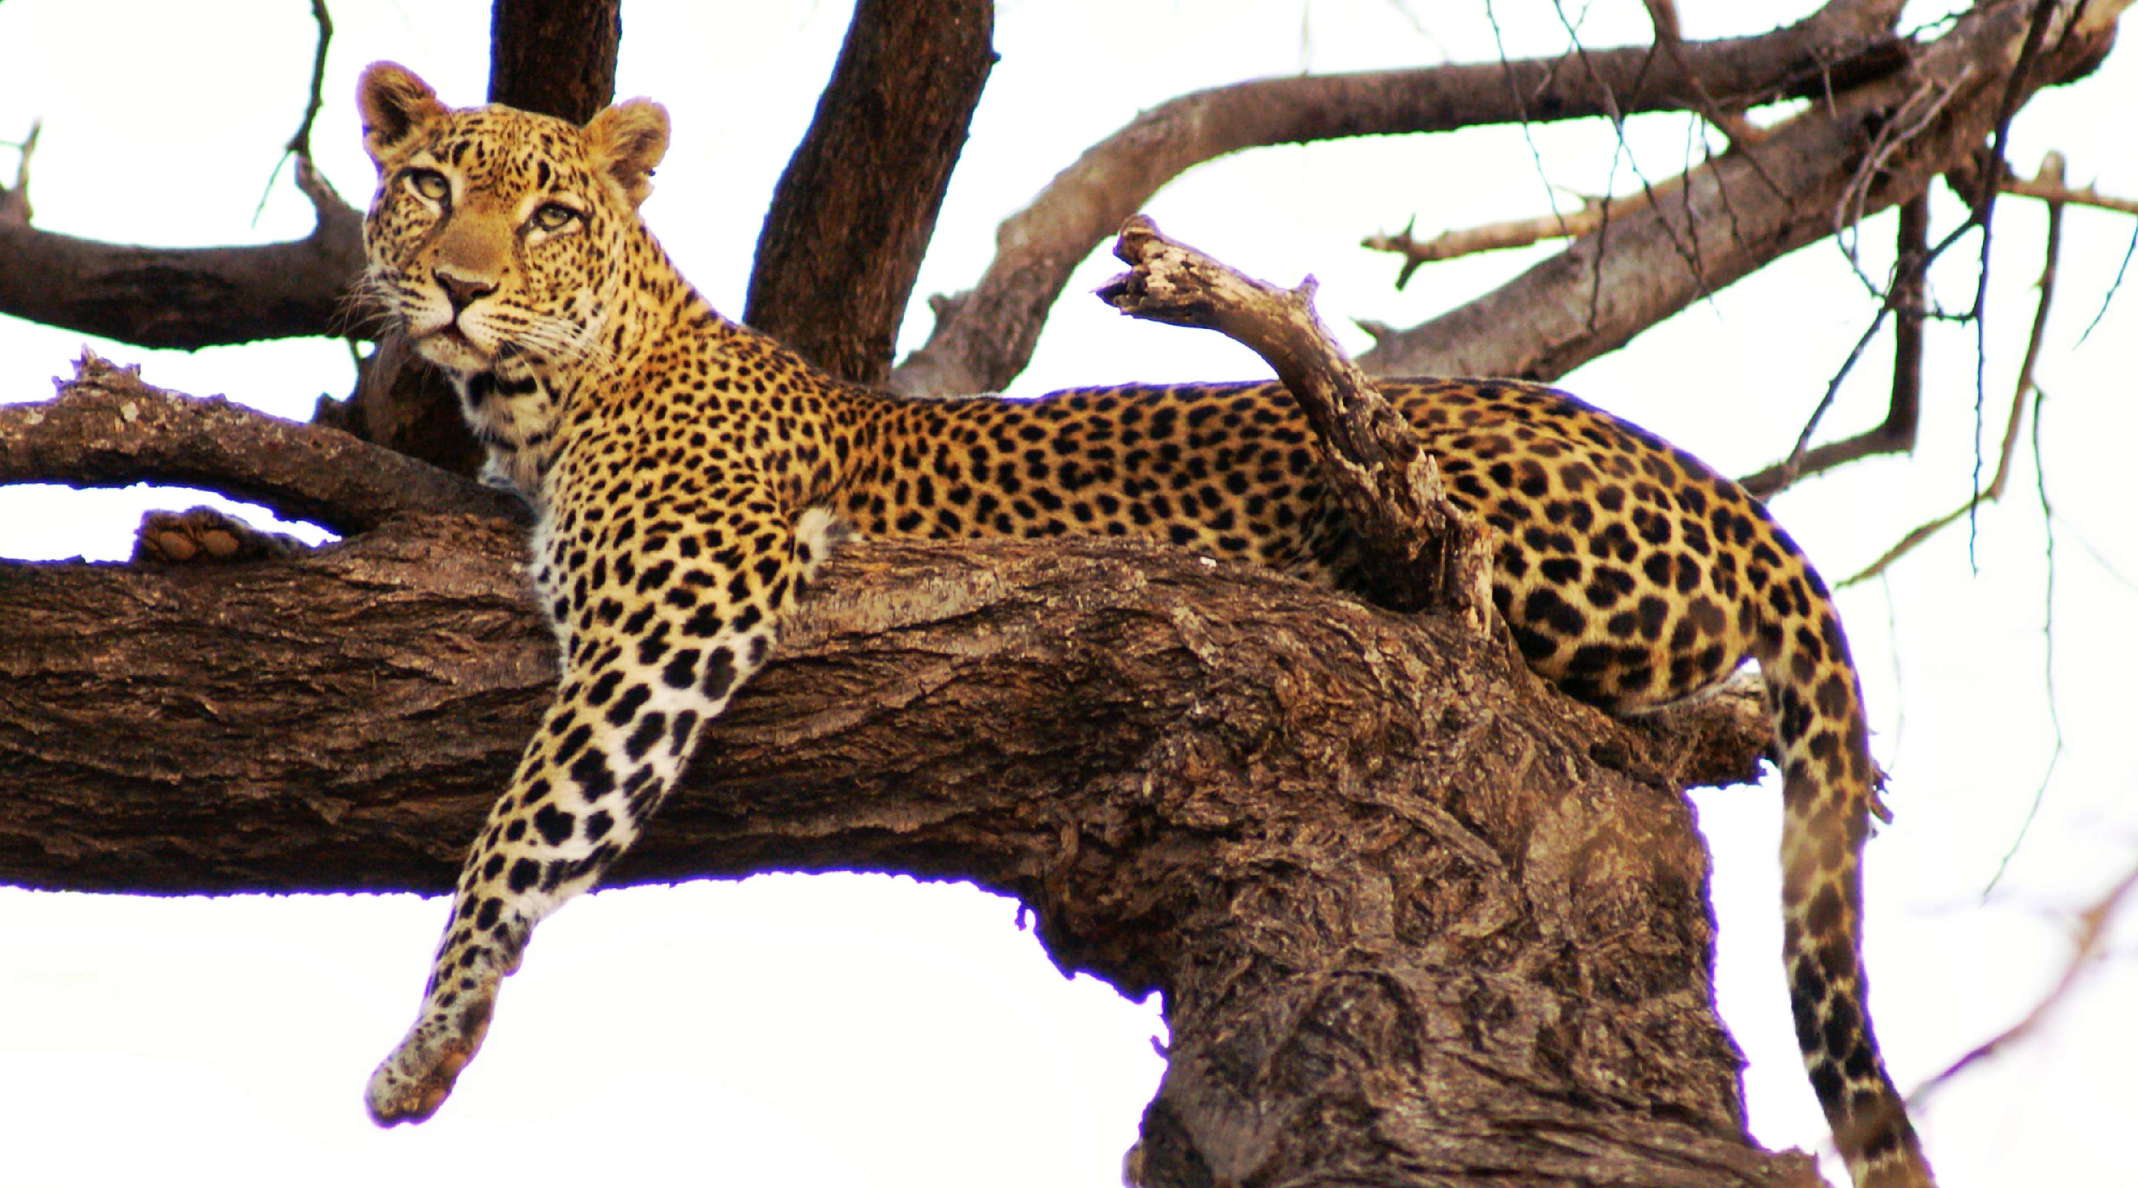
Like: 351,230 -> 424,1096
1100,215 -> 1490,620
890,0 -> 1914,395
0,162 -> 363,351
0,356 -> 521,535
3,311 -> 1806,1188
488,0 -> 622,122
0,508 -> 1802,1188
744,0 -> 994,385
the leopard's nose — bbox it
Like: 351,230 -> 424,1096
435,268 -> 497,312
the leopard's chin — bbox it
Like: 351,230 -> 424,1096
414,325 -> 494,373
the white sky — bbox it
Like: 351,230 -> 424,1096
1,2 -> 2134,1186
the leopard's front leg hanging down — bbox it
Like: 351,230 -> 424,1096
354,63 -> 1934,1187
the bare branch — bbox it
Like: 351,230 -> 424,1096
1989,158 -> 2138,216
891,1 -> 1913,395
0,193 -> 363,350
1841,171 -> 2065,587
1354,0 -> 2122,382
252,0 -> 336,223
1910,861 -> 2138,1106
0,353 -> 522,535
1641,0 -> 1773,148
1364,190 -> 1655,280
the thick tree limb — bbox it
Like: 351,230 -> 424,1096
0,364 -> 1799,1184
487,0 -> 621,123
890,0 -> 1913,395
1356,0 -> 2127,381
0,165 -> 363,350
744,0 -> 993,385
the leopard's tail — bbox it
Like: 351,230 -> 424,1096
1754,558 -> 1933,1188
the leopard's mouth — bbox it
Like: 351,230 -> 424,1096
412,321 -> 494,370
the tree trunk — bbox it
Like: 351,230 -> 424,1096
743,0 -> 994,385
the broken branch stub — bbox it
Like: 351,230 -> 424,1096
1099,214 -> 1489,622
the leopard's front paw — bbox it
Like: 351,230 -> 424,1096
365,997 -> 494,1126
133,506 -> 305,565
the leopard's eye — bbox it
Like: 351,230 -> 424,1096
530,202 -> 581,233
405,168 -> 450,203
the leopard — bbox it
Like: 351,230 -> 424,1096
353,61 -> 1932,1188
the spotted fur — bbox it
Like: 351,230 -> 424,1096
354,63 -> 1930,1187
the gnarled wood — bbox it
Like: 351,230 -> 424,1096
0,358 -> 1797,1186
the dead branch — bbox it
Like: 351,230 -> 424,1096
1739,189 -> 1930,500
743,0 -> 993,386
890,0 -> 1913,396
1953,147 -> 2138,219
1841,166 -> 2064,587
1641,0 -> 1773,148
251,0 -> 335,224
1099,215 -> 1491,622
1354,0 -> 2122,383
1910,860 -> 2138,1106
0,354 -> 522,535
1364,189 -> 1658,281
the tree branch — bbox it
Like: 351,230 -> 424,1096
487,0 -> 621,122
744,0 -> 993,385
0,369 -> 1795,1184
889,0 -> 1913,395
0,181 -> 363,350
0,354 -> 521,535
1099,215 -> 1490,621
1354,0 -> 2125,382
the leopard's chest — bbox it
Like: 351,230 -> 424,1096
454,369 -> 559,502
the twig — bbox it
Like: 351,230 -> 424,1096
253,0 -> 335,224
1739,194 -> 1929,499
1910,859 -> 2138,1106
1981,373 -> 2064,892
2076,223 -> 2136,344
1833,72 -> 1968,300
1364,189 -> 1657,282
0,119 -> 38,226
1998,170 -> 2138,217
1841,164 -> 2064,587
1544,0 -> 1714,311
1639,0 -> 1775,153
1960,0 -> 2063,565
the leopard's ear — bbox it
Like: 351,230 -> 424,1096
585,99 -> 669,208
358,62 -> 448,169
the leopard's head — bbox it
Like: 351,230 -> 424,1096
355,62 -> 669,377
